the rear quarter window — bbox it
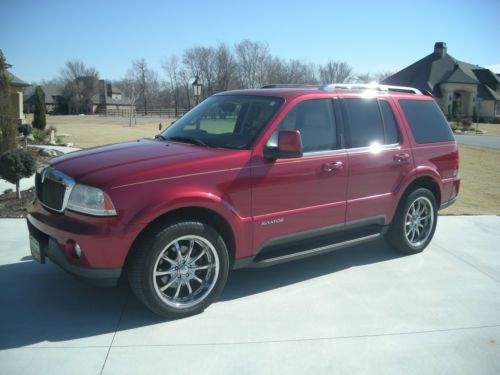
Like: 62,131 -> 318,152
399,100 -> 454,143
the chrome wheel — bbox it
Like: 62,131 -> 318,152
405,196 -> 434,247
152,235 -> 219,309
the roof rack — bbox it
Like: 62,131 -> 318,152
261,84 -> 320,89
319,83 -> 423,95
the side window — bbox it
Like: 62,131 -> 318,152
277,99 -> 337,152
379,100 -> 400,144
343,98 -> 384,148
399,100 -> 454,143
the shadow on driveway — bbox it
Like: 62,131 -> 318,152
0,237 -> 401,350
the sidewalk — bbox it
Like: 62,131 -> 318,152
0,216 -> 499,374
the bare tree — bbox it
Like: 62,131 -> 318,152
115,77 -> 139,126
128,58 -> 159,114
374,70 -> 396,83
234,40 -> 271,88
319,61 -> 353,83
213,43 -> 236,91
267,58 -> 318,84
178,69 -> 192,109
162,55 -> 182,116
353,70 -> 396,84
353,72 -> 374,83
59,60 -> 99,114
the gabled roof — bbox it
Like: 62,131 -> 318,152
473,69 -> 500,84
382,47 -> 500,102
107,83 -> 122,94
478,84 -> 500,101
24,85 -> 63,104
7,71 -> 29,87
439,66 -> 478,84
382,52 -> 480,94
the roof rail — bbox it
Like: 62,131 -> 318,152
319,83 -> 423,95
261,84 -> 320,89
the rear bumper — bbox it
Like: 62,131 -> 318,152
27,214 -> 122,286
439,196 -> 457,210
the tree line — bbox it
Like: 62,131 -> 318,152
37,39 -> 395,114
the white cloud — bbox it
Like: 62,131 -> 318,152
486,64 -> 500,74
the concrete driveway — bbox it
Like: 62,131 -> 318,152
1,216 -> 499,374
455,134 -> 500,150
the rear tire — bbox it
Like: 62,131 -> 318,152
386,187 -> 438,254
128,221 -> 229,318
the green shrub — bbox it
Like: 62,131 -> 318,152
3,188 -> 13,194
0,149 -> 36,199
18,123 -> 33,137
32,86 -> 46,130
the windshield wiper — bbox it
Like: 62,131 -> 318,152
165,136 -> 208,147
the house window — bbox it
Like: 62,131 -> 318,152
495,102 -> 500,117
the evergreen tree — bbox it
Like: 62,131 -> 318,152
32,86 -> 46,130
0,149 -> 36,199
0,49 -> 16,154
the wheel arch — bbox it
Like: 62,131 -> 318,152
123,206 -> 237,273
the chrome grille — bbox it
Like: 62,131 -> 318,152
35,167 -> 75,212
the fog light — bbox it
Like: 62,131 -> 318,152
66,240 -> 82,259
74,243 -> 82,258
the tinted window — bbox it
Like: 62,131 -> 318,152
399,100 -> 454,143
343,98 -> 384,148
379,100 -> 399,144
277,99 -> 337,152
161,95 -> 283,149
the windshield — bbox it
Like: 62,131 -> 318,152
160,95 -> 284,149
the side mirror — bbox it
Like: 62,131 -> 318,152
265,130 -> 303,159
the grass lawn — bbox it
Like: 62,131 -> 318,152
22,115 -> 500,216
440,144 -> 500,215
477,122 -> 500,136
26,114 -> 174,148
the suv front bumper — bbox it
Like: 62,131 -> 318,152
27,218 -> 122,286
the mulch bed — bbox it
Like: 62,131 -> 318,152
0,188 -> 36,218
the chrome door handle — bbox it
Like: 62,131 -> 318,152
323,161 -> 344,172
393,153 -> 410,163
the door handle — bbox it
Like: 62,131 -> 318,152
322,161 -> 344,172
393,153 -> 410,163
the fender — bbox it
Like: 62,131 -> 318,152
387,166 -> 443,223
124,190 -> 253,259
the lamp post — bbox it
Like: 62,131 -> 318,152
476,97 -> 483,135
192,75 -> 203,106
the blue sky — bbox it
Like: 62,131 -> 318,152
1,0 -> 499,83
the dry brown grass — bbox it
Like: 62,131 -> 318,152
26,114 -> 174,148
477,122 -> 500,136
440,144 -> 500,215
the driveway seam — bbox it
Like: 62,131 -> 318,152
94,323 -> 500,348
435,243 -> 500,285
99,291 -> 129,375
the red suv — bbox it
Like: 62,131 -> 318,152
28,84 -> 460,318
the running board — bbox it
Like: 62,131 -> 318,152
239,233 -> 380,268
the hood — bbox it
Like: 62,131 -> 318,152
50,138 -> 249,189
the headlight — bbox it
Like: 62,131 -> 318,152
67,184 -> 117,216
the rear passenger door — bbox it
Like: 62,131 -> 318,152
341,97 -> 412,223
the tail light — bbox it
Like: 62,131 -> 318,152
452,149 -> 459,177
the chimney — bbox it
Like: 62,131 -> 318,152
434,42 -> 447,57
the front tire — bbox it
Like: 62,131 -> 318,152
386,188 -> 438,254
128,221 -> 229,318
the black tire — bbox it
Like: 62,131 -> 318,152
386,187 -> 438,254
128,221 -> 229,318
